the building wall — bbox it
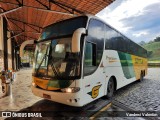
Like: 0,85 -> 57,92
0,17 -> 4,71
0,17 -> 13,70
7,31 -> 12,70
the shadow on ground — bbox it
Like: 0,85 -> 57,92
5,97 -> 111,120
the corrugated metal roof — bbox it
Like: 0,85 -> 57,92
0,0 -> 114,49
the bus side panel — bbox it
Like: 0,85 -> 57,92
131,55 -> 148,79
118,51 -> 135,79
104,50 -> 138,90
81,65 -> 106,106
104,50 -> 134,90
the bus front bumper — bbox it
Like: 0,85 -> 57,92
31,86 -> 83,107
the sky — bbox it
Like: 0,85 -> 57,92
96,0 -> 160,43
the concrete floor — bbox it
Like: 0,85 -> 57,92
0,68 -> 41,111
0,67 -> 160,120
0,68 -> 111,120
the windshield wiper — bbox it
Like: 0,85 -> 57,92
36,54 -> 48,74
50,59 -> 63,80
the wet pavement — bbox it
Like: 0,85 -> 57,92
96,68 -> 160,120
0,67 -> 160,120
113,68 -> 160,111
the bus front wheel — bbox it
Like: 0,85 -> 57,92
106,77 -> 115,99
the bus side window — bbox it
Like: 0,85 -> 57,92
84,42 -> 97,75
84,19 -> 104,76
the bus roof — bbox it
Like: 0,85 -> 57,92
44,14 -> 147,52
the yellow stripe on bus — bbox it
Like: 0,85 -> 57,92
33,77 -> 60,90
131,55 -> 148,80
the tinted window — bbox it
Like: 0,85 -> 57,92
84,42 -> 97,75
105,25 -> 129,52
39,16 -> 88,40
84,19 -> 104,76
105,26 -> 117,49
105,25 -> 147,58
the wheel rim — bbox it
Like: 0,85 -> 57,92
107,79 -> 114,96
140,73 -> 144,81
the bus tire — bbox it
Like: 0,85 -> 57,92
106,77 -> 115,99
140,71 -> 144,82
143,70 -> 145,76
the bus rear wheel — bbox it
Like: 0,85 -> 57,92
106,77 -> 115,99
140,71 -> 144,82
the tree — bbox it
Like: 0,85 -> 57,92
147,51 -> 153,58
154,36 -> 160,42
139,41 -> 146,46
148,40 -> 154,44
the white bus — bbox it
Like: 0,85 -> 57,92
31,15 -> 148,107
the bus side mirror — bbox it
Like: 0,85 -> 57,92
20,40 -> 35,57
72,28 -> 86,53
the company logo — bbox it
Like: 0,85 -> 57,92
2,112 -> 11,117
88,85 -> 102,99
135,58 -> 143,64
1,112 -> 42,117
106,56 -> 117,63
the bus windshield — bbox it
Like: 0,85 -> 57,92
33,16 -> 87,80
34,37 -> 81,80
38,16 -> 88,40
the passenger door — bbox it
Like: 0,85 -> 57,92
81,19 -> 106,104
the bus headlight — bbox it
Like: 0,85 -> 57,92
61,87 -> 80,93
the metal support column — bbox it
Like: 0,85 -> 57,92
15,46 -> 18,70
14,42 -> 18,71
15,46 -> 21,70
19,55 -> 21,69
17,47 -> 21,70
3,17 -> 8,70
11,38 -> 15,70
15,45 -> 19,70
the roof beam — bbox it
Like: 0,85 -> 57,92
9,19 -> 24,31
10,30 -> 41,34
22,35 -> 37,40
7,17 -> 43,29
0,7 -> 5,11
51,1 -> 73,14
0,1 -> 18,6
0,1 -> 75,16
26,24 -> 40,33
8,32 -> 24,39
0,7 -> 19,41
50,0 -> 84,14
8,18 -> 40,38
0,7 -> 22,16
10,30 -> 22,32
34,7 -> 74,16
15,0 -> 22,6
24,31 -> 41,34
35,0 -> 49,9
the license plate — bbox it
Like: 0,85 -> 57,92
43,94 -> 51,99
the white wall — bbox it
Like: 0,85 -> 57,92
0,17 -> 4,50
7,31 -> 12,54
0,17 -> 4,70
7,31 -> 12,69
0,17 -> 13,70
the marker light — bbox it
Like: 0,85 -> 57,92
32,82 -> 37,87
61,87 -> 80,93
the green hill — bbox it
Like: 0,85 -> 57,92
143,41 -> 160,61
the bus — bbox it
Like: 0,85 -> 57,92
31,15 -> 148,107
